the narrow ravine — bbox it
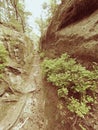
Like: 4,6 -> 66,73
11,52 -> 45,130
0,51 -> 45,130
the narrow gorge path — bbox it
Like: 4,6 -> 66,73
11,52 -> 45,130
0,52 -> 45,130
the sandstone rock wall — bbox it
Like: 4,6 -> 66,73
41,1 -> 98,130
0,23 -> 33,94
41,0 -> 98,68
0,24 -> 33,72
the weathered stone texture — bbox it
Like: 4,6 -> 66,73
42,0 -> 98,68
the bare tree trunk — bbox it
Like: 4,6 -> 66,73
10,0 -> 18,20
10,0 -> 25,33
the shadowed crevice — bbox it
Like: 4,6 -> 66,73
58,0 -> 98,30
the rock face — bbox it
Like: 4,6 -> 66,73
41,0 -> 98,68
0,23 -> 33,93
41,0 -> 98,130
0,24 -> 33,70
0,23 -> 34,128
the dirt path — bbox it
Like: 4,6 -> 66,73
0,52 -> 45,130
11,53 -> 45,130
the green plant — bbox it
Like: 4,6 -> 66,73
58,87 -> 68,98
0,44 -> 8,78
67,98 -> 90,118
42,53 -> 98,117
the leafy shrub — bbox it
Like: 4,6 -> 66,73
0,44 -> 8,78
42,53 -> 98,117
67,98 -> 90,118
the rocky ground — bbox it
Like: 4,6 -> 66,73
0,52 -> 45,130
